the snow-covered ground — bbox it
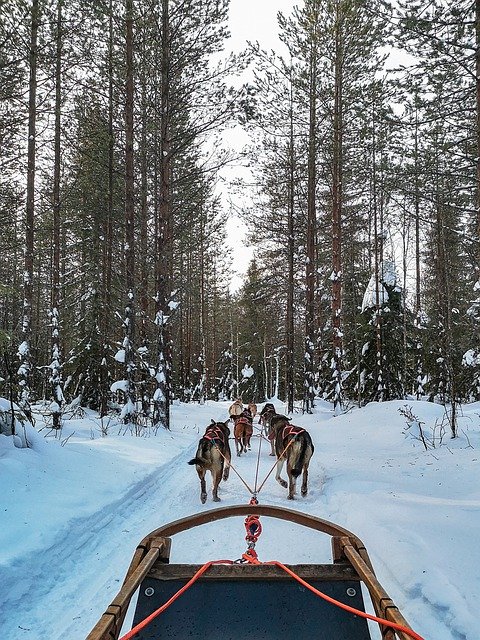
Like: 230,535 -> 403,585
1,398 -> 479,639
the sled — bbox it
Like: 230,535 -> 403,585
86,504 -> 419,640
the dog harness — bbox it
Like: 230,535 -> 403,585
282,425 -> 305,440
268,424 -> 304,442
235,416 -> 252,426
204,426 -> 226,444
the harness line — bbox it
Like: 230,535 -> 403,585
255,435 -> 297,494
212,443 -> 256,496
253,422 -> 263,493
215,428 -> 300,500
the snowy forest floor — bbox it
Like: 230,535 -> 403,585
1,398 -> 479,639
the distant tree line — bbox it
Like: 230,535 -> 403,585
0,0 -> 479,437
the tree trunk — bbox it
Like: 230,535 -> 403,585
50,0 -> 63,429
153,0 -> 171,429
19,0 -> 39,419
100,0 -> 115,418
123,0 -> 136,423
286,71 -> 295,414
304,47 -> 317,414
476,0 -> 480,271
372,98 -> 383,402
331,8 -> 344,411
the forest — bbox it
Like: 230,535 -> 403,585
0,0 -> 479,436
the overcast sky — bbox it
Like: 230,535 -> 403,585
224,1 -> 298,292
228,0 -> 297,52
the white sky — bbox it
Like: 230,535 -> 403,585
224,1 -> 298,293
227,0 -> 298,51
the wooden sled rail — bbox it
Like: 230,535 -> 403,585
86,504 -> 415,640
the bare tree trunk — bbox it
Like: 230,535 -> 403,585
100,0 -> 115,418
331,9 -> 344,411
304,48 -> 316,414
413,101 -> 424,400
286,71 -> 295,414
139,27 -> 149,328
476,0 -> 480,271
50,0 -> 64,429
198,206 -> 207,404
123,0 -> 136,423
153,0 -> 171,429
18,0 -> 39,419
372,99 -> 383,402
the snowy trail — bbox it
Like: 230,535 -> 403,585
1,414 -> 330,640
0,447 -> 197,639
2,400 -> 478,640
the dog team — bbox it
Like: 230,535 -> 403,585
188,399 -> 314,503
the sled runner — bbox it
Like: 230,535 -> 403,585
86,504 -> 422,640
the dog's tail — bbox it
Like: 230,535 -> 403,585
188,438 -> 211,466
188,457 -> 205,466
290,436 -> 312,477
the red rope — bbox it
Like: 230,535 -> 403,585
241,554 -> 425,640
119,556 -> 424,640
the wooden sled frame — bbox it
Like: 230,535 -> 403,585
86,504 -> 415,640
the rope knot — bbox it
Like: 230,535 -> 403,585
244,514 -> 262,543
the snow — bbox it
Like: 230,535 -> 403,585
241,364 -> 254,378
17,341 -> 29,357
463,349 -> 480,367
110,380 -> 128,393
1,399 -> 479,639
361,260 -> 400,312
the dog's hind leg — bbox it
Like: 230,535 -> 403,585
222,451 -> 231,481
197,468 -> 207,504
286,462 -> 297,499
269,436 -> 275,456
275,457 -> 288,489
301,465 -> 309,497
212,467 -> 222,502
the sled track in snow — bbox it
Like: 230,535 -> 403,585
0,447 -> 195,640
1,426 -> 327,640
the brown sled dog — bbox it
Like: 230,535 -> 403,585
270,414 -> 314,500
188,420 -> 231,503
233,415 -> 253,456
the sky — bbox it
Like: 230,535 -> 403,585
1,397 -> 479,639
223,0 -> 298,292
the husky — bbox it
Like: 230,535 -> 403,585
259,403 -> 277,456
228,398 -> 244,420
271,414 -> 314,500
188,420 -> 231,503
247,402 -> 257,418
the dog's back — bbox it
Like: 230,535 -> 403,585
188,421 -> 230,468
188,421 -> 231,503
286,429 -> 314,477
273,416 -> 314,465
